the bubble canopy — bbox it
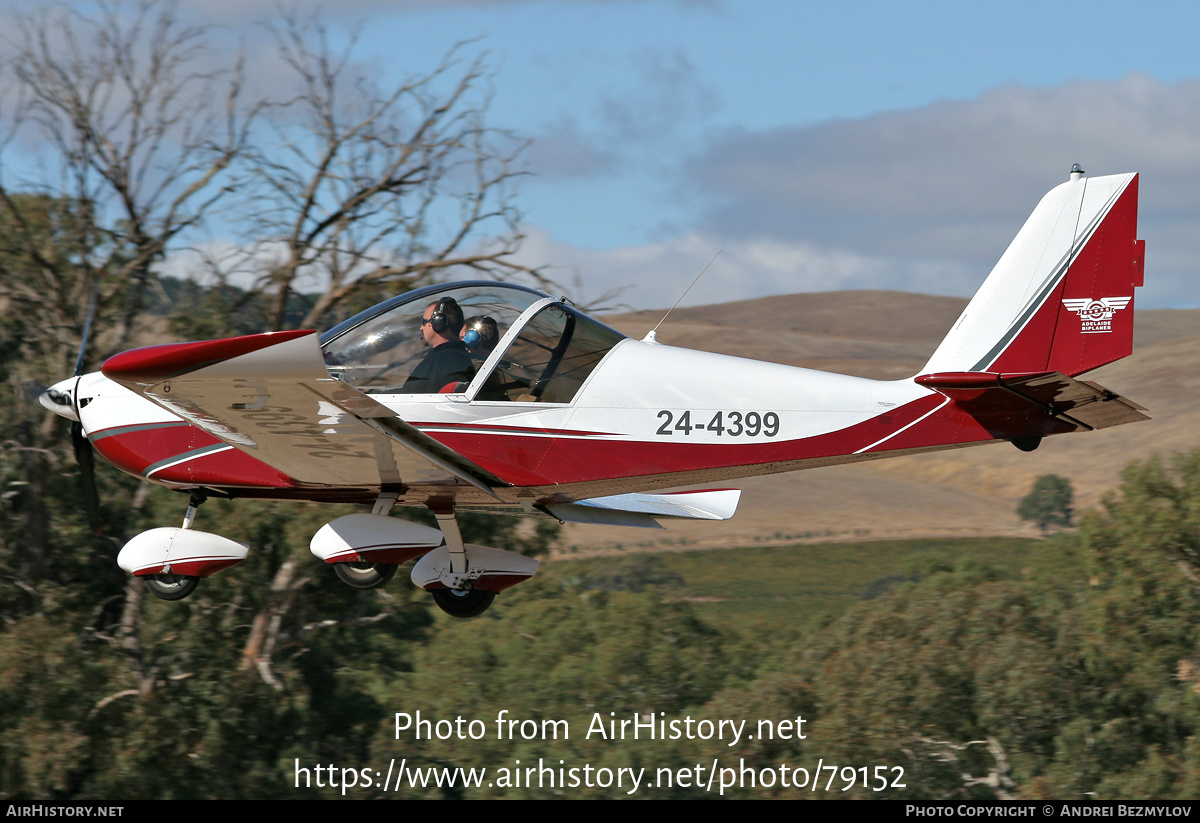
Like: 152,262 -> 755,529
319,281 -> 627,403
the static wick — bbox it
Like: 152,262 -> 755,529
645,250 -> 723,343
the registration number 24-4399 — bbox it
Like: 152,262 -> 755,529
656,410 -> 780,438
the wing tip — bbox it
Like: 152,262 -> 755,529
103,330 -> 317,385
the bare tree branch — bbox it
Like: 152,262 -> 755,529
238,14 -> 543,330
240,558 -> 306,689
1,0 -> 255,362
913,736 -> 1017,800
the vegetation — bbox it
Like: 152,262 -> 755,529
4,433 -> 1200,797
1018,474 -> 1075,533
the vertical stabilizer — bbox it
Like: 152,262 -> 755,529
922,171 -> 1143,378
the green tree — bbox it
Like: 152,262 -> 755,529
730,451 -> 1200,800
0,192 -> 134,587
1018,474 -> 1074,533
372,581 -> 738,799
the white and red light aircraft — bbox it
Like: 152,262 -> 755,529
40,167 -> 1148,616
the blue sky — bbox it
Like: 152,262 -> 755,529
12,0 -> 1200,310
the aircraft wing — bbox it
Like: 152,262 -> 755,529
544,489 -> 741,529
102,330 -> 505,493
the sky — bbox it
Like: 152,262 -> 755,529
8,0 -> 1200,311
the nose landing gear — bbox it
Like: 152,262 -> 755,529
144,572 -> 200,601
143,493 -> 205,601
118,492 -> 248,601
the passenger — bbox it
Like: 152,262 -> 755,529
463,315 -> 512,401
400,297 -> 476,393
461,315 -> 500,360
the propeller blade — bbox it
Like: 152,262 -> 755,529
71,421 -> 102,534
22,380 -> 49,401
74,268 -> 102,376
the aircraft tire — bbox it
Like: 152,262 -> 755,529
144,573 -> 199,601
333,561 -> 399,590
431,587 -> 495,618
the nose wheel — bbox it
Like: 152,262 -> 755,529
141,492 -> 208,602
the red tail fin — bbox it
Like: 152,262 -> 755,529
923,172 -> 1144,378
1041,176 -> 1144,375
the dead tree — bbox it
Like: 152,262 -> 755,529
246,14 -> 545,330
0,0 -> 253,363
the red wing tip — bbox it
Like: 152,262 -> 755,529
103,329 -> 316,384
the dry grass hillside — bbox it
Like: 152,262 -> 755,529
555,292 -> 1200,554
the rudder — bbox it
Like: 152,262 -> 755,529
923,170 -> 1144,378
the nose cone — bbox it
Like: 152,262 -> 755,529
39,377 -> 79,421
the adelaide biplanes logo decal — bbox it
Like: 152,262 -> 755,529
1061,297 -> 1132,334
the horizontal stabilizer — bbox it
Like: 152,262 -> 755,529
547,489 -> 741,529
916,371 -> 1148,433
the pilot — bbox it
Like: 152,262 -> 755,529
461,315 -> 500,360
400,297 -> 476,393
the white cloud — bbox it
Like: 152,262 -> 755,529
113,71 -> 1200,313
693,74 -> 1200,226
510,225 -> 944,311
598,48 -> 718,146
509,75 -> 1200,311
675,74 -> 1200,308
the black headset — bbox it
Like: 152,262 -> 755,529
428,298 -> 451,334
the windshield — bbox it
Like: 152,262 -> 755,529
320,282 -> 547,394
478,303 -> 626,404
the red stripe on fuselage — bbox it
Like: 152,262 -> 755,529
409,421 -> 614,438
428,396 -> 953,487
88,389 -> 1067,496
90,423 -> 223,474
149,448 -> 296,487
427,388 -> 1085,488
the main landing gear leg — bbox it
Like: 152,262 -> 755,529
144,491 -> 205,601
429,507 -> 495,619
